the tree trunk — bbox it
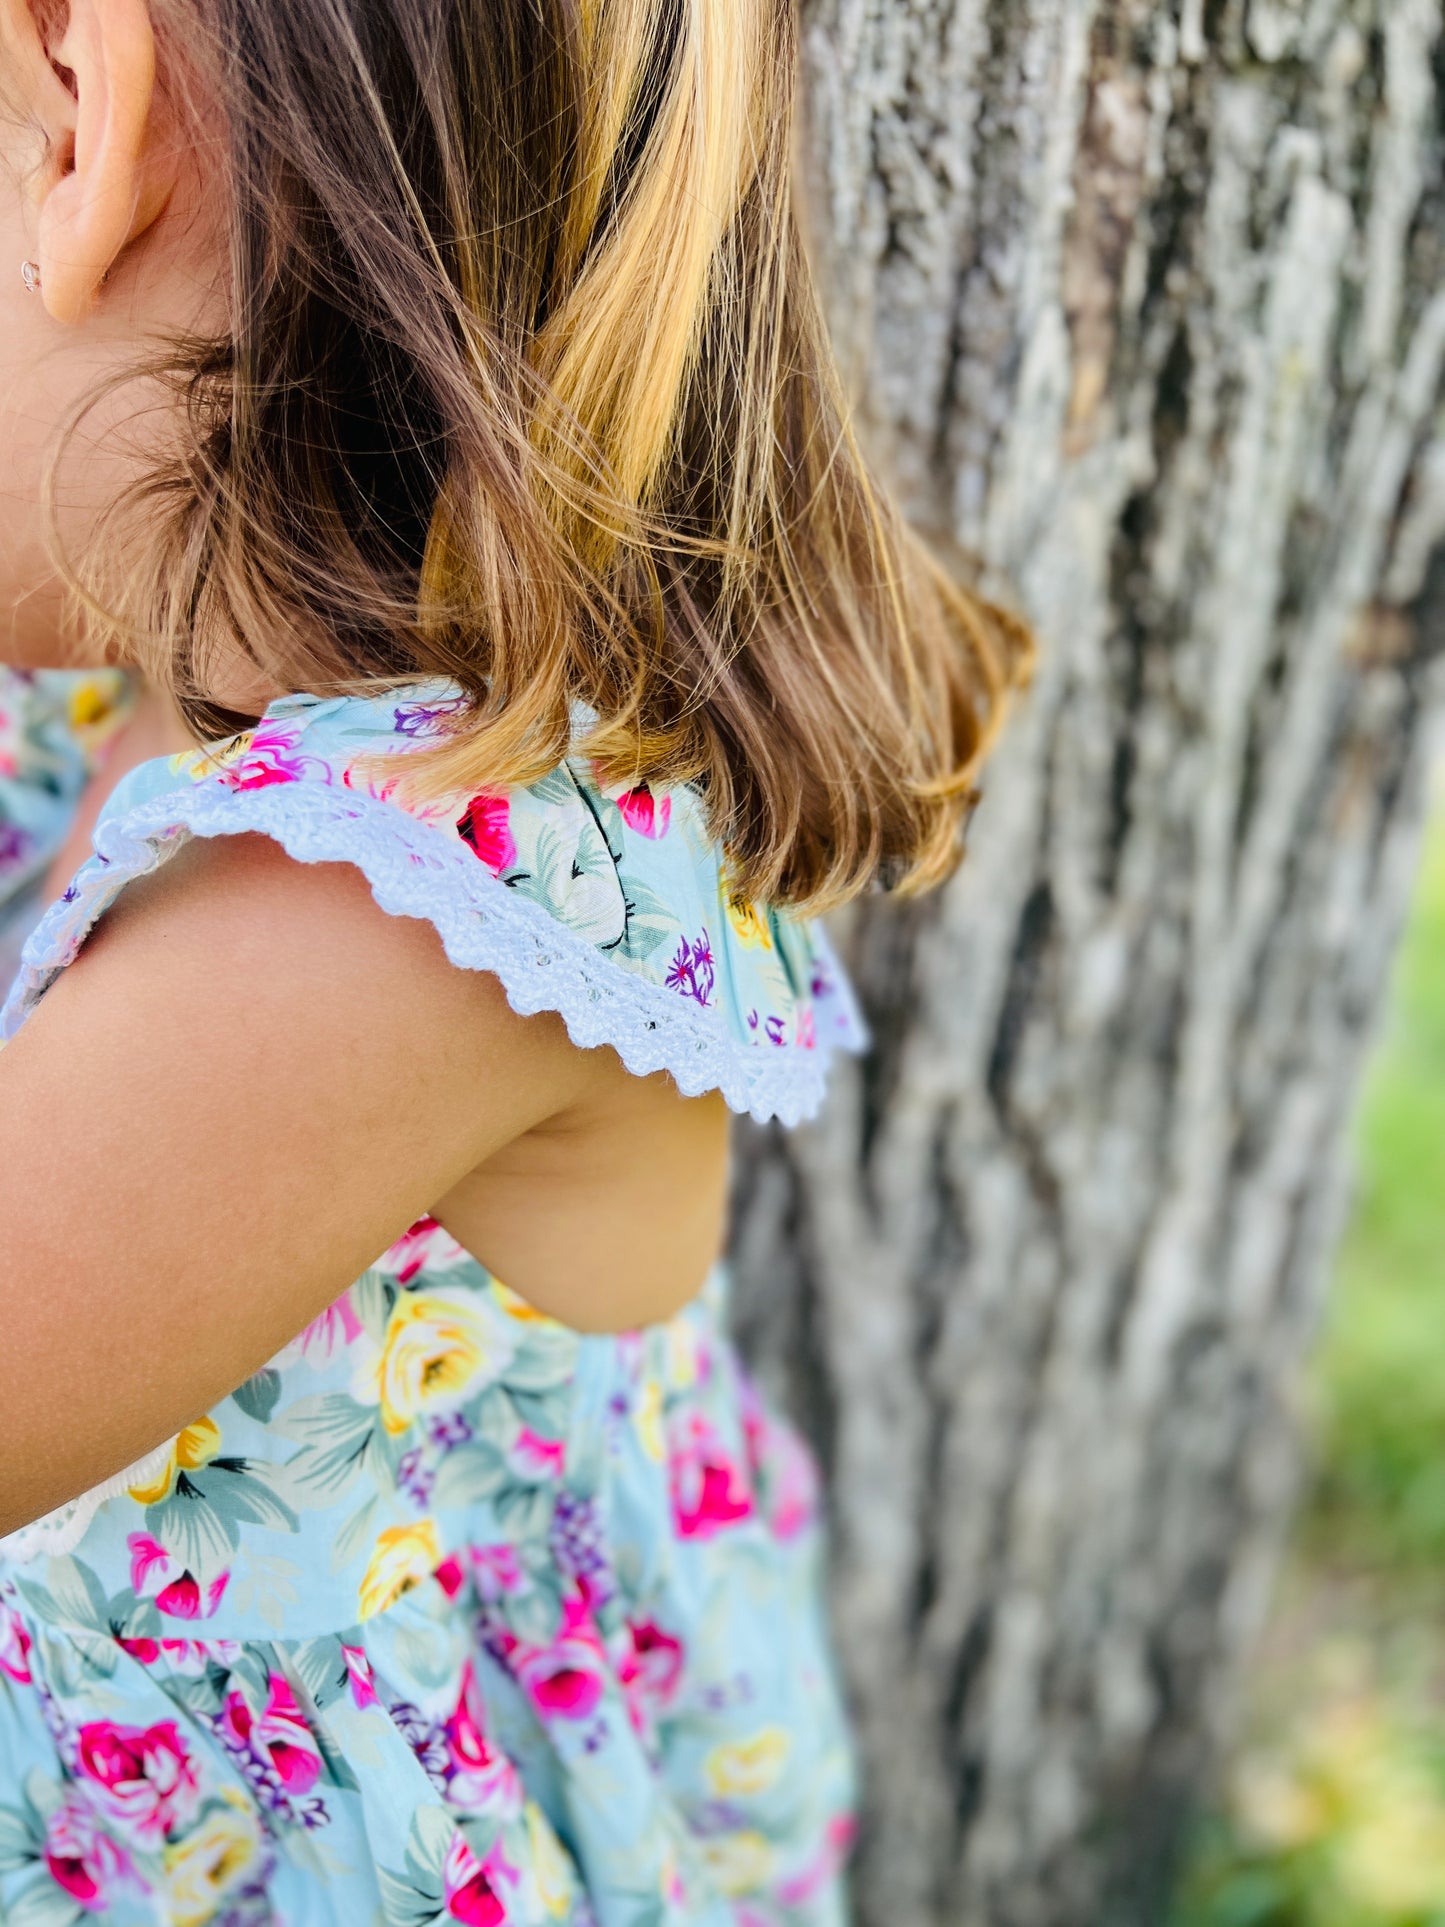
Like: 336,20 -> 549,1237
731,2 -> 1445,1922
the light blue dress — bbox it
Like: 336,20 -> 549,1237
0,686 -> 869,1927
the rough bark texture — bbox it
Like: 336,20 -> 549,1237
730,3 -> 1445,1923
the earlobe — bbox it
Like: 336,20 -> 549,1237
30,0 -> 167,325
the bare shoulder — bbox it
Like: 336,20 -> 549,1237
0,828 -> 600,1535
68,828 -> 594,1122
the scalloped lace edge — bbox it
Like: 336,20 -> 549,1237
2,778 -> 870,1129
0,1441 -> 176,1566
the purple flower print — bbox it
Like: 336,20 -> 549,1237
0,821 -> 31,876
393,693 -> 470,738
397,1447 -> 435,1508
426,1410 -> 474,1452
666,927 -> 716,1008
385,1700 -> 450,1791
765,1014 -> 787,1046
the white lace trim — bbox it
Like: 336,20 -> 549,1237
0,1440 -> 175,1566
1,779 -> 869,1127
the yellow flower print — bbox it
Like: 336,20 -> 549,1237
704,1726 -> 792,1798
362,1286 -> 516,1435
163,1799 -> 264,1927
358,1518 -> 441,1621
665,1320 -> 698,1392
635,1378 -> 665,1463
526,1805 -> 576,1917
725,887 -> 773,951
491,1278 -> 556,1324
128,1417 -> 222,1505
170,732 -> 253,781
697,1829 -> 775,1897
67,671 -> 132,751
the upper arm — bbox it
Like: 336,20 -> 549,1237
0,831 -> 591,1536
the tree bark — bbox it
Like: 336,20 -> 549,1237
731,2 -> 1445,1922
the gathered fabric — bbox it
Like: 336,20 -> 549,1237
0,685 -> 867,1927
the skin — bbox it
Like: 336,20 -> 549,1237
0,0 -> 731,1540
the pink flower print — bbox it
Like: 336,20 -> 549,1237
156,1570 -> 230,1620
434,1552 -> 468,1600
169,1639 -> 244,1675
221,1673 -> 322,1796
443,1832 -> 517,1927
75,1720 -> 201,1842
43,1799 -> 134,1912
456,792 -> 517,873
777,1813 -> 858,1908
117,1635 -> 161,1666
128,1532 -> 231,1619
498,1590 -> 607,1722
445,1660 -> 524,1817
615,782 -> 672,839
738,1371 -> 820,1542
0,1596 -> 32,1683
341,1643 -> 379,1710
665,927 -> 716,1008
127,1533 -> 170,1595
256,1674 -> 323,1794
469,1543 -> 526,1601
796,1002 -> 816,1050
216,723 -> 320,791
617,1619 -> 684,1734
293,1289 -> 365,1360
382,1214 -> 471,1284
668,1411 -> 755,1539
508,1427 -> 566,1480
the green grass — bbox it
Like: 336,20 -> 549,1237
1310,811 -> 1445,1571
1174,793 -> 1445,1927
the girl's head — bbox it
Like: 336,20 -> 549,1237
1,0 -> 1031,910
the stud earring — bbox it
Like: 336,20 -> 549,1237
21,260 -> 41,295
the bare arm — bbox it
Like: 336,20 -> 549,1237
0,832 -> 595,1536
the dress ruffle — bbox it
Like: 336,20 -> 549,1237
1,686 -> 868,1129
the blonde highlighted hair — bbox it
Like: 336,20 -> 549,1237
109,0 -> 1032,911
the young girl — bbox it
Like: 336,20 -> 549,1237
0,0 -> 1030,1921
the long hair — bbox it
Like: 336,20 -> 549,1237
101,0 -> 1033,912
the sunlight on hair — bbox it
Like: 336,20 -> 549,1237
75,0 -> 1034,913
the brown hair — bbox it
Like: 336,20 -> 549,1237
101,0 -> 1032,912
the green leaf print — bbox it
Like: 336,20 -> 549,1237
182,1462 -> 301,1537
350,1269 -> 394,1342
290,1637 -> 353,1716
231,1367 -> 282,1424
5,1874 -> 87,1927
14,1558 -> 109,1636
0,1795 -> 40,1872
330,1495 -> 380,1573
275,1394 -> 379,1501
146,1484 -> 237,1580
429,1441 -> 507,1509
615,870 -> 680,963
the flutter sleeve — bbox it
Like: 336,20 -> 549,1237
1,684 -> 871,1126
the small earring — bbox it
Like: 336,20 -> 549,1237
21,260 -> 41,296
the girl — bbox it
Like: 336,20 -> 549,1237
0,1 -> 1031,1922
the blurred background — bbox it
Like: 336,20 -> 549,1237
1175,768 -> 1445,1927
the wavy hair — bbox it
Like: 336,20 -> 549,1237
105,0 -> 1033,911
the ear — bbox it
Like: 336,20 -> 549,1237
27,0 -> 173,324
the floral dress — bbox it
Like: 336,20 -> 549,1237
0,670 -> 134,986
0,685 -> 870,1927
